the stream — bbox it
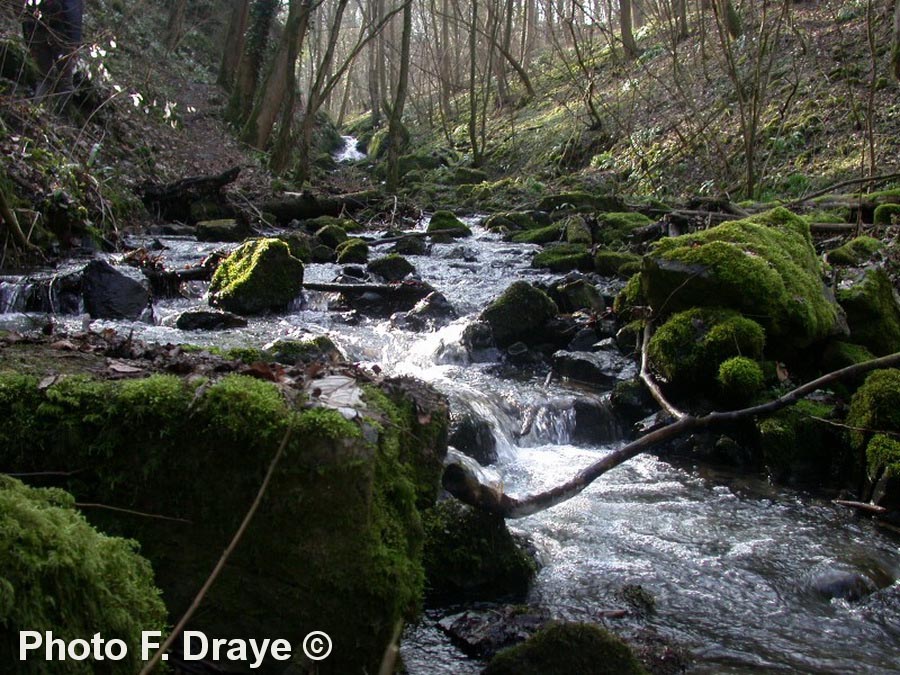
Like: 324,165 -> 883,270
1,218 -> 899,673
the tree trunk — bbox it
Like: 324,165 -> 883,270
469,0 -> 481,166
165,0 -> 189,51
676,0 -> 688,39
619,0 -> 639,58
226,0 -> 279,127
720,0 -> 742,38
218,0 -> 251,90
893,0 -> 900,80
386,0 -> 413,191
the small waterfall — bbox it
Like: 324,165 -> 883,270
0,279 -> 32,313
334,136 -> 366,162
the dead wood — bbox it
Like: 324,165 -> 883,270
260,189 -> 381,224
141,166 -> 241,223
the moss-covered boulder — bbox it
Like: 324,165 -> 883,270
452,166 -> 488,184
564,215 -> 593,245
0,476 -> 166,674
315,222 -> 349,248
510,223 -> 564,244
369,254 -> 416,281
483,622 -> 647,675
196,218 -> 251,242
399,152 -> 445,177
537,192 -> 625,213
480,281 -> 559,348
821,341 -> 876,372
209,238 -> 304,315
757,400 -> 846,486
264,336 -> 341,364
532,243 -> 593,272
717,356 -> 764,406
335,237 -> 370,264
873,203 -> 900,225
642,208 -> 842,351
596,211 -> 653,247
647,308 -> 766,391
0,371 -> 449,674
837,268 -> 900,356
427,211 -> 472,242
847,370 -> 900,496
594,249 -> 641,277
613,273 -> 645,320
422,500 -> 535,602
279,230 -> 315,262
827,236 -> 883,266
485,211 -> 549,232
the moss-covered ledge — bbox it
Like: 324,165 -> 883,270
0,360 -> 448,673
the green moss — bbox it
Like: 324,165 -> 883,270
827,236 -> 882,266
866,434 -> 900,479
648,308 -> 766,390
279,231 -> 314,262
564,215 -> 593,244
643,208 -> 839,351
369,254 -> 415,281
594,249 -> 641,276
485,211 -> 547,232
537,192 -> 625,213
422,500 -> 535,601
195,218 -> 249,243
532,243 -> 593,272
335,237 -> 370,264
846,369 -> 900,453
873,203 -> 900,225
821,341 -> 876,372
264,336 -> 340,365
613,273 -> 645,320
314,222 -> 349,248
757,400 -> 841,484
484,622 -> 647,675
452,166 -> 488,184
510,223 -> 563,244
209,238 -> 304,315
427,211 -> 472,241
0,477 -> 167,674
837,268 -> 900,356
717,356 -> 764,406
480,281 -> 558,347
596,211 -> 653,246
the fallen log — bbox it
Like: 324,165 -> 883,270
261,190 -> 382,224
142,166 -> 241,223
445,351 -> 900,519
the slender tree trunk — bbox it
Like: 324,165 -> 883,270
227,0 -> 279,126
469,0 -> 481,166
893,0 -> 900,80
219,0 -> 251,90
676,0 -> 688,39
720,0 -> 742,38
386,0 -> 413,191
620,0 -> 639,58
165,0 -> 189,51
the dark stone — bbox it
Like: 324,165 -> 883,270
391,237 -> 428,256
449,414 -> 498,466
552,349 -> 638,388
568,328 -> 599,351
195,218 -> 250,243
340,265 -> 368,280
462,321 -> 501,362
174,310 -> 248,331
81,260 -> 150,321
610,379 -> 656,426
437,605 -> 550,659
392,291 -> 457,331
810,568 -> 877,602
571,397 -> 626,445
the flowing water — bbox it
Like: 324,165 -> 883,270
1,220 -> 898,674
334,135 -> 367,163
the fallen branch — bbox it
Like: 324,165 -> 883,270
74,502 -> 192,524
445,351 -> 900,519
783,172 -> 900,208
141,166 -> 241,222
639,322 -> 685,420
833,500 -> 888,515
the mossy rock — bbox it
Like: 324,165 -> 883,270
427,211 -> 472,242
392,236 -> 428,256
827,236 -> 882,266
399,152 -> 445,177
366,128 -> 389,159
642,208 -> 842,352
537,192 -> 625,213
613,273 -> 645,320
596,212 -> 653,247
510,223 -> 563,244
0,476 -> 167,674
757,400 -> 847,486
873,203 -> 900,225
0,38 -> 40,86
821,341 -> 876,372
303,215 -> 362,233
315,222 -> 350,248
335,237 -> 370,264
209,238 -> 304,315
485,211 -> 549,232
369,254 -> 416,282
594,249 -> 641,277
452,166 -> 488,184
480,281 -> 558,348
553,278 -> 605,313
866,434 -> 900,481
264,336 -> 340,364
847,369 -> 900,454
648,308 -> 766,390
564,215 -> 593,244
279,230 -> 314,262
422,500 -> 535,602
717,356 -> 764,407
532,243 -> 593,272
0,372 -> 449,674
483,622 -> 647,675
837,268 -> 900,356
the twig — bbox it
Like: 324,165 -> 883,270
833,500 -> 887,515
74,502 -> 192,524
639,322 -> 685,420
5,469 -> 84,477
139,425 -> 294,675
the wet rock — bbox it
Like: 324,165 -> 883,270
335,238 -> 369,264
610,379 -> 656,426
427,211 -> 473,242
174,309 -> 248,331
437,605 -> 550,658
195,218 -> 250,243
568,328 -> 600,351
480,282 -> 558,348
368,254 -> 416,282
484,211 -> 550,233
445,245 -> 479,262
153,223 -> 196,237
264,336 -> 341,364
461,321 -> 501,362
810,568 -> 877,602
837,267 -> 900,356
391,291 -> 457,331
338,265 -> 368,281
550,276 -> 606,314
532,243 -> 593,273
552,349 -> 638,388
314,222 -> 349,248
82,260 -> 150,321
391,236 -> 428,256
449,413 -> 498,466
209,238 -> 304,315
571,396 -> 627,445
